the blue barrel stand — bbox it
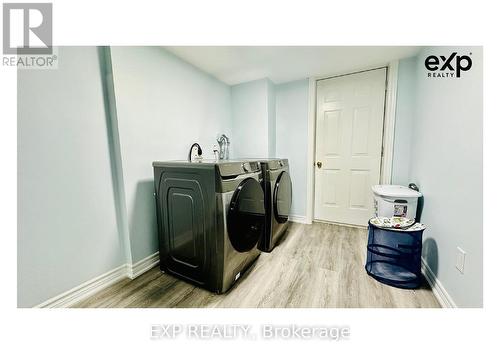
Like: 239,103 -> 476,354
365,222 -> 424,289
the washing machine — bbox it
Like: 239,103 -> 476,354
153,159 -> 264,293
258,158 -> 292,252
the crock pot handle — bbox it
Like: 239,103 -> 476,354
408,183 -> 419,192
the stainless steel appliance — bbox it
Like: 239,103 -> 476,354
153,160 -> 264,293
258,158 -> 292,252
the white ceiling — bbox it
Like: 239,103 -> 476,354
165,46 -> 421,85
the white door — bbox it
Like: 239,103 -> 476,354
314,68 -> 387,226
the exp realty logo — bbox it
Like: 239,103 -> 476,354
424,52 -> 472,78
2,2 -> 57,69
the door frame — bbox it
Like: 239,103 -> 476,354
305,61 -> 399,224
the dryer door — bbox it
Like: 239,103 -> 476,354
274,171 -> 292,223
228,178 -> 265,252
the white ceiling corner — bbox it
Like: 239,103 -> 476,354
165,46 -> 421,85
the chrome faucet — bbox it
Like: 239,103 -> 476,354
212,144 -> 220,161
216,134 -> 230,160
188,143 -> 203,162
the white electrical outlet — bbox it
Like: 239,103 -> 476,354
456,247 -> 466,274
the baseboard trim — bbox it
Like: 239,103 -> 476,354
35,264 -> 128,308
289,215 -> 310,224
421,258 -> 457,308
35,251 -> 454,308
127,251 -> 160,279
35,252 -> 160,308
314,218 -> 368,229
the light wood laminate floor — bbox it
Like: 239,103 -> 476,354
73,222 -> 440,308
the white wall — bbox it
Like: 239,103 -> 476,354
110,47 -> 232,262
392,57 -> 417,185
231,78 -> 275,158
275,79 -> 310,218
410,47 -> 482,307
17,47 -> 124,307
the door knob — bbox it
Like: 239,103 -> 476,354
316,161 -> 322,168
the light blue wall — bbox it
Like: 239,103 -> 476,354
275,79 -> 310,218
392,57 -> 417,185
274,69 -> 429,219
392,49 -> 483,307
274,61 -> 483,306
18,46 -> 482,308
110,47 -> 232,262
17,47 -> 124,307
410,47 -> 482,307
231,78 -> 274,158
17,46 -> 233,305
267,80 -> 277,158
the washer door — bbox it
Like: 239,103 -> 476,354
228,178 -> 265,252
274,171 -> 292,223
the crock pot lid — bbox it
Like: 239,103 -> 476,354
371,184 -> 422,198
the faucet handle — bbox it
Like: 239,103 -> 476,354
212,144 -> 220,160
